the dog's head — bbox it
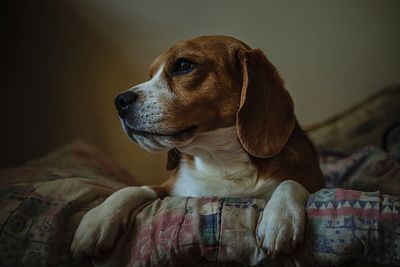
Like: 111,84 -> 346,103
115,35 -> 295,168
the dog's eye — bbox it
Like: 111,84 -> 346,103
172,59 -> 195,76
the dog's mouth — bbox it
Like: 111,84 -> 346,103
127,124 -> 198,140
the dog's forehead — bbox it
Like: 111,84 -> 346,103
148,36 -> 250,76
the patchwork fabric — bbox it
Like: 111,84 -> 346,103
0,133 -> 399,266
87,189 -> 400,266
306,189 -> 400,265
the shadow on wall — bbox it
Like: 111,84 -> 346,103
1,1 -> 170,185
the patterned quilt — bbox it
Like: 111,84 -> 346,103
0,135 -> 399,267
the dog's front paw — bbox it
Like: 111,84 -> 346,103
256,202 -> 304,258
71,203 -> 123,258
70,186 -> 157,259
256,180 -> 308,259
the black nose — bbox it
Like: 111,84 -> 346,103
115,91 -> 137,117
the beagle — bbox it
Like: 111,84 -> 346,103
71,35 -> 324,261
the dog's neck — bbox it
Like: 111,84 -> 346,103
173,127 -> 273,198
178,127 -> 256,180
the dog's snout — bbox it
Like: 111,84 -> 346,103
115,91 -> 138,117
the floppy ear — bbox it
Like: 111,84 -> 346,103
236,49 -> 295,158
166,148 -> 181,170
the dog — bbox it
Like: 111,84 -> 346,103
71,35 -> 324,262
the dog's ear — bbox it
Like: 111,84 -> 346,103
236,49 -> 295,158
166,148 -> 181,170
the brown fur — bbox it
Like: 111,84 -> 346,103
150,35 -> 323,195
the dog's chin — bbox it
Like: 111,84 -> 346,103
122,123 -> 198,152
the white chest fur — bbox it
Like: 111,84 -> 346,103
172,127 -> 278,199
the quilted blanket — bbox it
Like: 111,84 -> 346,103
0,134 -> 399,266
94,190 -> 399,267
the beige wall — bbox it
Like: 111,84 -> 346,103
68,0 -> 400,125
2,1 -> 400,185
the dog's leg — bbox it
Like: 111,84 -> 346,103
71,186 -> 158,258
256,180 -> 309,259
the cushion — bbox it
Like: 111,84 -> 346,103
306,85 -> 400,154
0,140 -> 399,266
0,141 -> 136,267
